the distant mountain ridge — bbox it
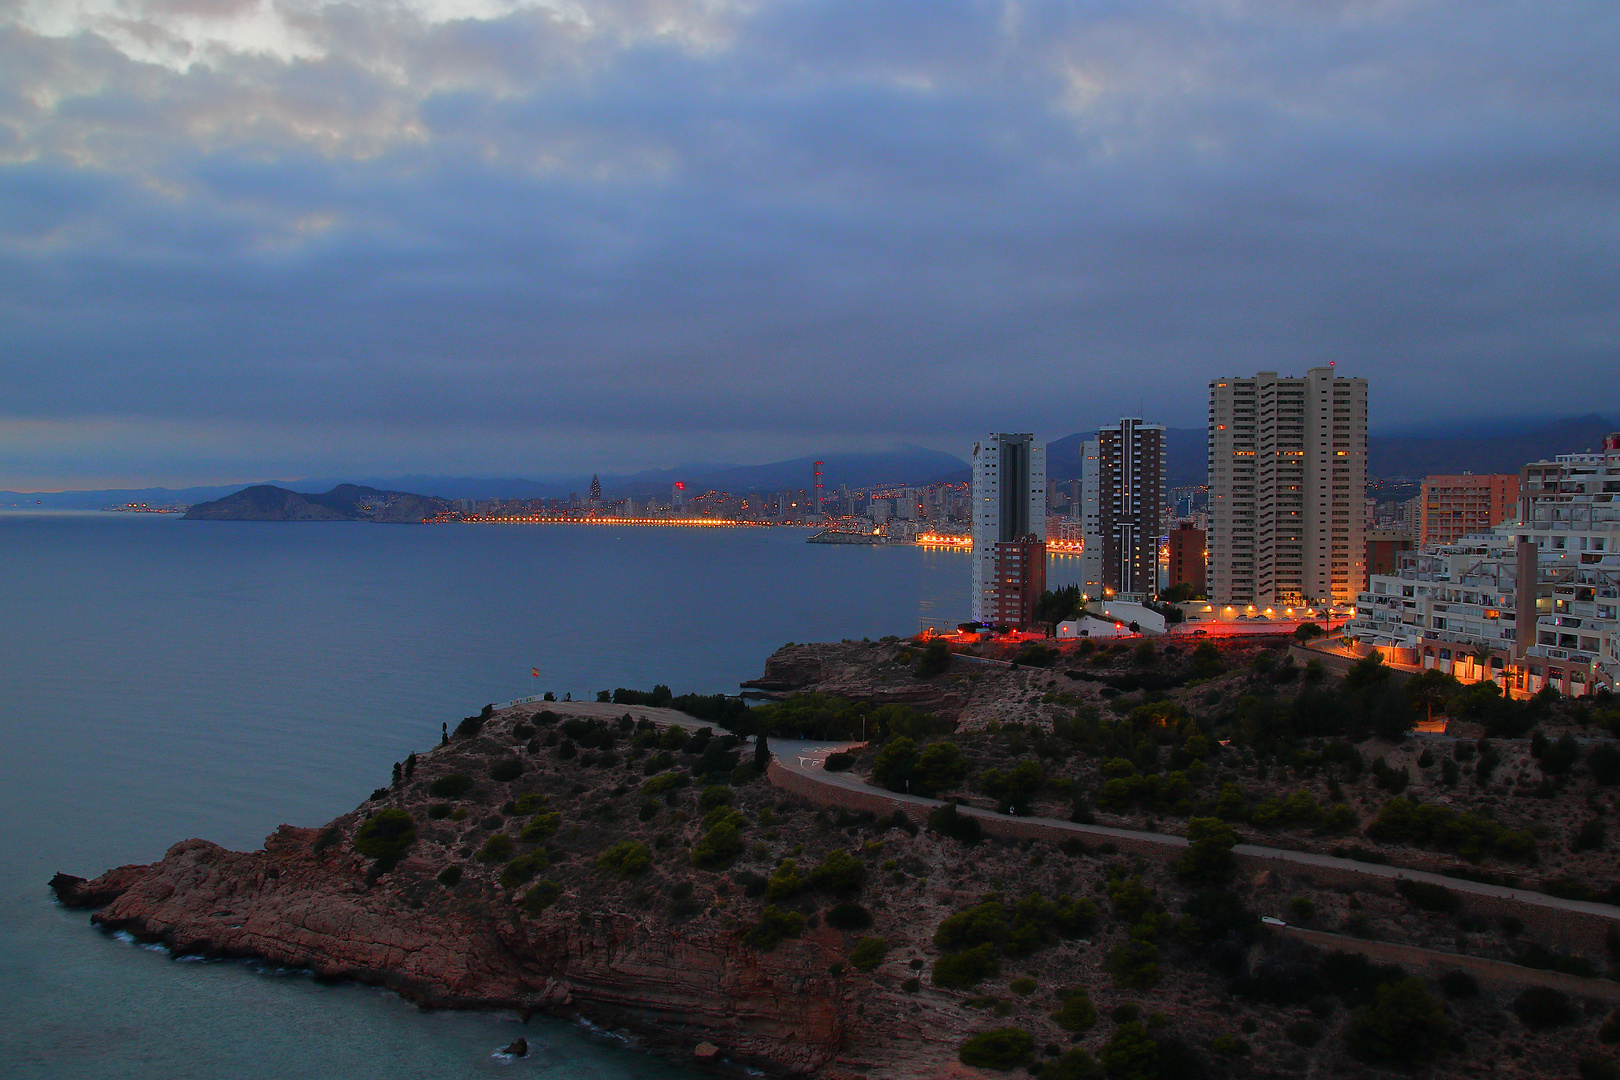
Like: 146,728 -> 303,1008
183,484 -> 451,523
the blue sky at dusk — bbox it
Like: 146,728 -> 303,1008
2,0 -> 1617,489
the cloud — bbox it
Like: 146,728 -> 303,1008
1,0 -> 1617,486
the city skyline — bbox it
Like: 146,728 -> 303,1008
4,2 -> 1619,490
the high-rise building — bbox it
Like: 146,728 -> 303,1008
1420,474 -> 1520,548
1079,439 -> 1102,596
1167,524 -> 1207,595
1207,367 -> 1368,609
1082,418 -> 1166,599
971,433 -> 1047,627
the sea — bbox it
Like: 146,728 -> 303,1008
0,510 -> 1089,1079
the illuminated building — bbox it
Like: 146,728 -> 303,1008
971,433 -> 1047,627
1207,367 -> 1367,608
1082,417 -> 1165,599
1420,474 -> 1519,548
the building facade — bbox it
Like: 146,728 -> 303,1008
1167,524 -> 1207,595
1420,474 -> 1519,548
971,433 -> 1047,627
1207,367 -> 1368,609
1081,418 -> 1166,599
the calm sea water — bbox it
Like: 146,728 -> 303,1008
0,511 -> 994,1080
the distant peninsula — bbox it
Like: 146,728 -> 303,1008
183,483 -> 450,523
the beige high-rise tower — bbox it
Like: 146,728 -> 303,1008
1207,367 -> 1367,609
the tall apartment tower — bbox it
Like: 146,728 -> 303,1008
1079,439 -> 1103,596
971,433 -> 1047,627
1207,367 -> 1368,608
1081,418 -> 1166,598
1420,474 -> 1520,548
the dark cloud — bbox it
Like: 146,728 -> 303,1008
1,0 -> 1617,486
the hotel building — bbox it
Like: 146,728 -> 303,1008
971,433 -> 1047,628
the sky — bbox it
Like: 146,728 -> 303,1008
2,0 -> 1617,490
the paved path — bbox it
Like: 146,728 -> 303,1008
768,738 -> 1620,929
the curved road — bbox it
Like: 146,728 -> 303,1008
769,738 -> 1620,929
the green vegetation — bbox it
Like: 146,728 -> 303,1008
475,834 -> 514,863
499,852 -> 548,888
751,693 -> 950,742
489,757 -> 523,783
915,638 -> 952,677
353,809 -> 416,870
747,905 -> 805,951
927,802 -> 982,844
808,849 -> 866,893
435,864 -> 462,886
933,943 -> 1000,988
1345,977 -> 1452,1068
978,759 -> 1045,815
1366,795 -> 1537,861
849,936 -> 888,972
1051,986 -> 1096,1033
825,902 -> 873,931
691,809 -> 746,867
870,737 -> 969,796
1175,817 -> 1237,886
597,840 -> 652,878
522,879 -> 562,913
519,812 -> 561,842
957,1027 -> 1034,1071
427,773 -> 475,799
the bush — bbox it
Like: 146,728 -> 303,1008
1438,970 -> 1479,998
499,852 -> 548,888
916,638 -> 953,677
523,879 -> 562,913
933,943 -> 1000,988
597,840 -> 652,878
1051,987 -> 1096,1033
691,810 -> 746,867
1365,795 -> 1537,861
427,773 -> 475,799
353,809 -> 417,870
747,905 -> 805,951
1513,986 -> 1578,1031
476,834 -> 514,863
1106,940 -> 1161,988
765,859 -> 806,900
958,1027 -> 1034,1071
826,901 -> 874,931
1397,879 -> 1459,913
850,936 -> 888,972
697,785 -> 733,811
1041,1049 -> 1098,1080
1098,1022 -> 1159,1080
1346,977 -> 1451,1067
824,751 -> 855,771
927,801 -> 981,844
519,812 -> 561,842
809,849 -> 866,893
1284,1019 -> 1322,1047
1009,977 -> 1036,996
435,865 -> 462,886
489,758 -> 523,783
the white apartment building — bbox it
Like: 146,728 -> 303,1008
1346,433 -> 1620,694
971,433 -> 1047,627
1207,367 -> 1367,609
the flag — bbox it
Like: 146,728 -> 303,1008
531,668 -> 539,678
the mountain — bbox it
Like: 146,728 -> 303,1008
0,483 -> 249,510
1366,414 -> 1617,479
183,484 -> 451,523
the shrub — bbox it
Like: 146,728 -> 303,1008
691,810 -> 746,867
435,865 -> 463,886
1009,977 -> 1036,996
1210,1034 -> 1249,1056
765,859 -> 807,900
1284,1019 -> 1322,1047
1106,940 -> 1161,989
826,902 -> 874,931
1438,970 -> 1479,998
1589,743 -> 1620,786
809,849 -> 866,892
353,809 -> 416,870
476,834 -> 514,863
850,936 -> 888,972
916,638 -> 953,677
597,840 -> 652,878
928,802 -> 982,844
1099,1022 -> 1159,1080
1050,987 -> 1096,1033
642,772 -> 689,797
499,852 -> 548,888
1287,896 -> 1315,922
1397,879 -> 1459,912
1346,977 -> 1451,1066
933,943 -> 1000,988
747,905 -> 805,951
1042,1048 -> 1099,1080
489,758 -> 523,783
697,785 -> 733,811
1514,986 -> 1578,1031
523,879 -> 562,912
958,1027 -> 1034,1071
824,751 -> 855,771
427,773 -> 475,799
1365,795 -> 1537,861
519,812 -> 561,842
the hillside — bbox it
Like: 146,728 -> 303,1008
182,484 -> 450,523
